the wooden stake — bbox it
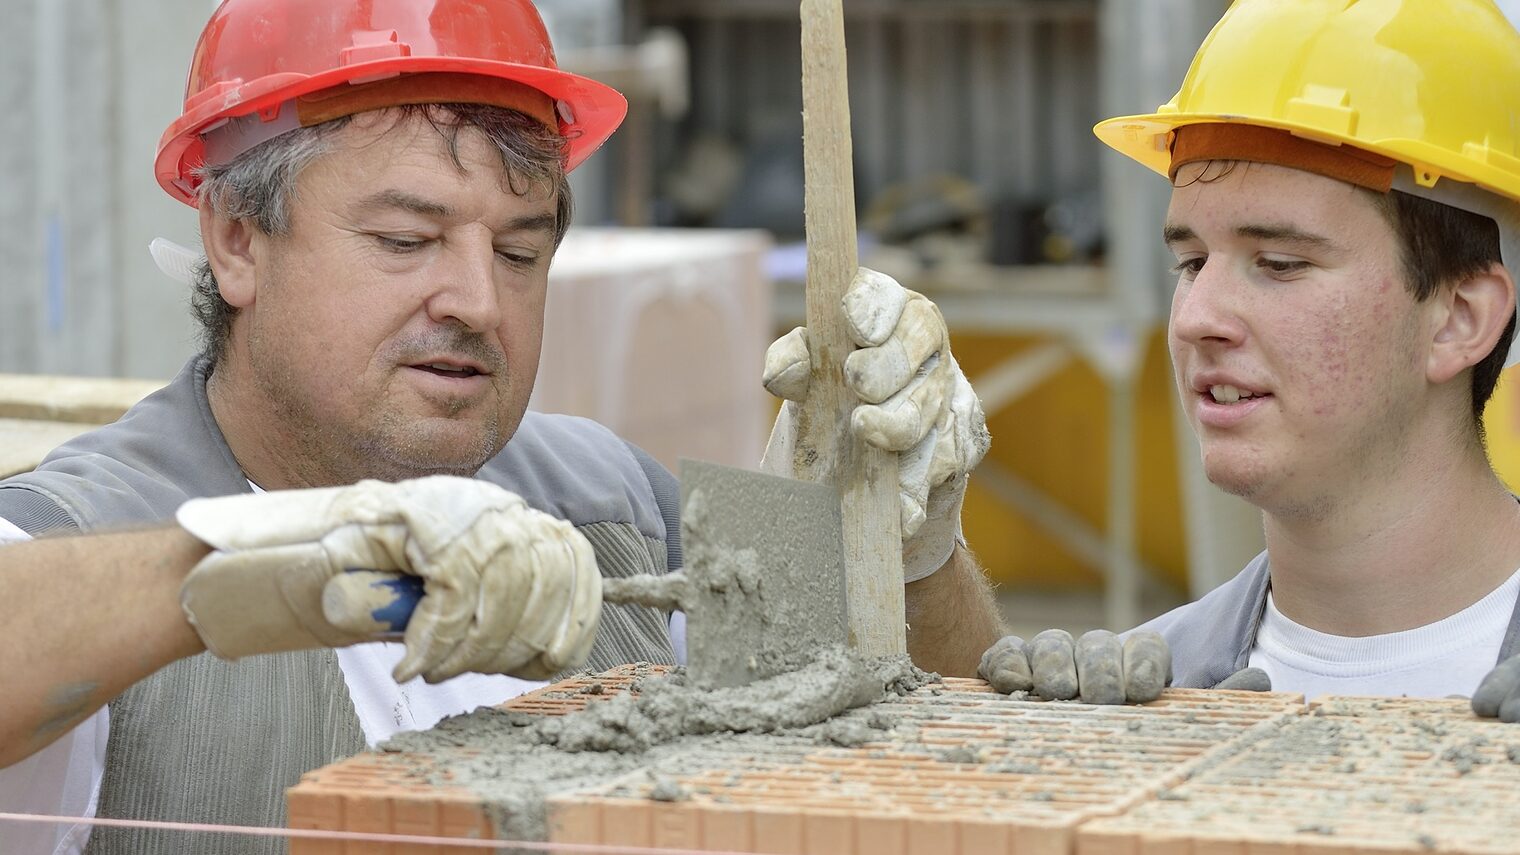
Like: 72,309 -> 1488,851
796,0 -> 906,656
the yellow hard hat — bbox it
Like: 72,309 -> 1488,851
1095,0 -> 1520,204
1097,0 -> 1520,367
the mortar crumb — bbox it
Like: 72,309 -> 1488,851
649,779 -> 687,802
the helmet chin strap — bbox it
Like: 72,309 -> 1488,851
1391,168 -> 1520,369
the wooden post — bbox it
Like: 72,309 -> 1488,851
796,0 -> 906,656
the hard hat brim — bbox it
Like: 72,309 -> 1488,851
156,57 -> 627,206
1095,112 -> 1520,206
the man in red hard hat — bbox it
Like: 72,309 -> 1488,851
980,0 -> 1520,723
0,1 -> 1005,851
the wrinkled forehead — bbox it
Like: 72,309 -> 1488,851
299,107 -> 560,204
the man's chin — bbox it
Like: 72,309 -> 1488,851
359,421 -> 508,480
1201,457 -> 1269,503
1208,475 -> 1264,502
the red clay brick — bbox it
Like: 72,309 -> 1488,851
1077,696 -> 1520,855
289,666 -> 1348,854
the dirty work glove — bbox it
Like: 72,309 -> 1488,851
978,629 -> 1171,704
176,477 -> 601,683
1472,653 -> 1520,722
761,268 -> 990,582
1212,667 -> 1272,692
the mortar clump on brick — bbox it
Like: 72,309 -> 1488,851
380,646 -> 936,841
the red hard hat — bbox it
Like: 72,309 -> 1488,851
155,0 -> 627,206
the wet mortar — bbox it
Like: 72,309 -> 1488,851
303,680 -> 1520,851
383,646 -> 934,841
374,659 -> 1309,845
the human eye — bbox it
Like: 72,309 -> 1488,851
374,235 -> 428,253
1256,255 -> 1310,278
495,247 -> 542,268
1170,256 -> 1206,279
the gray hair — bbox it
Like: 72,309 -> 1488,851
190,103 -> 574,364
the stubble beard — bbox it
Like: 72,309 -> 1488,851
358,387 -> 507,479
250,346 -> 511,485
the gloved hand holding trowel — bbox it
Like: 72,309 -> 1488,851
177,457 -> 860,692
174,477 -> 603,684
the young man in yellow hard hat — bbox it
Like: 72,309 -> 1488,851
0,1 -> 1004,850
980,0 -> 1520,721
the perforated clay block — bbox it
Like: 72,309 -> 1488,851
287,664 -> 664,854
288,663 -> 1306,854
542,681 -> 1304,854
1078,696 -> 1520,855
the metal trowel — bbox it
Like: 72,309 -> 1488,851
324,459 -> 850,689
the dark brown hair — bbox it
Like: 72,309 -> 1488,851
1371,190 -> 1513,429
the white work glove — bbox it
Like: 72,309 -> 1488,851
762,268 -> 990,582
176,476 -> 601,683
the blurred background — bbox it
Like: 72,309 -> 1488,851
8,0 -> 1520,637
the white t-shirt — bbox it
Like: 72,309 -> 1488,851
1249,566 -> 1520,702
0,514 -> 685,854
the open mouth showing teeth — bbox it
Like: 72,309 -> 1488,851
416,362 -> 481,378
1208,384 -> 1264,404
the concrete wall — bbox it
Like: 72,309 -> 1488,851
0,0 -> 205,380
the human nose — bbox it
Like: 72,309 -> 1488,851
426,239 -> 503,332
1169,260 -> 1246,351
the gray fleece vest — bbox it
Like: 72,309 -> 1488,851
1137,550 -> 1520,688
0,355 -> 680,854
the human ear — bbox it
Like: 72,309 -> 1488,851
199,205 -> 260,310
1427,262 -> 1515,384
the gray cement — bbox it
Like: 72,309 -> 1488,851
376,462 -> 880,843
598,460 -> 854,691
673,460 -> 851,689
600,573 -> 691,611
383,646 -> 935,842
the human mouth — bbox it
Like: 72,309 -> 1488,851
415,361 -> 484,379
402,356 -> 495,399
1207,384 -> 1263,404
1193,380 -> 1271,429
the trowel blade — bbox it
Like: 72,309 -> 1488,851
677,459 -> 850,690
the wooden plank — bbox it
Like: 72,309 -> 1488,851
0,374 -> 162,423
0,418 -> 96,478
797,0 -> 906,656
